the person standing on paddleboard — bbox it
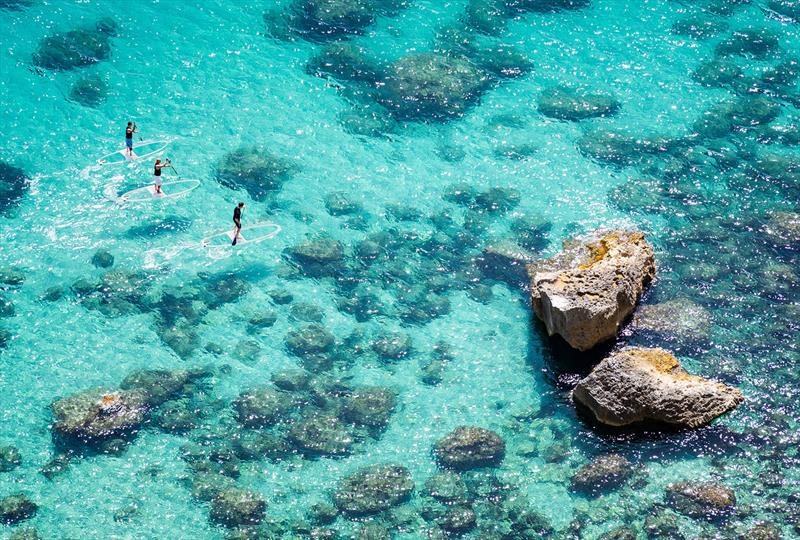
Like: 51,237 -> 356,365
125,122 -> 137,156
232,202 -> 244,246
153,158 -> 172,195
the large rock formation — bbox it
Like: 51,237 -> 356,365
573,348 -> 743,428
528,230 -> 656,351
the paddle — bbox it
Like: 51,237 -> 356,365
168,159 -> 181,179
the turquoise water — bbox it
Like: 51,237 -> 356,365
1,0 -> 799,538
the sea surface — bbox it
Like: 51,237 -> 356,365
0,0 -> 798,538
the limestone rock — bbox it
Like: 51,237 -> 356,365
528,230 -> 656,351
573,348 -> 743,428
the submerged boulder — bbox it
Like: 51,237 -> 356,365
307,42 -> 383,83
50,389 -> 148,448
715,28 -> 780,59
68,73 -> 108,107
510,0 -> 590,13
577,129 -> 643,166
0,162 -> 30,216
529,230 -> 655,351
233,387 -> 295,428
573,348 -> 744,429
0,446 -> 21,472
232,431 -> 293,462
90,249 -> 114,268
120,368 -> 204,406
32,23 -> 114,71
340,387 -> 396,429
693,96 -> 781,139
769,0 -> 800,21
665,481 -> 736,520
538,86 -> 621,121
671,16 -> 727,40
334,464 -> 414,516
434,426 -> 505,470
472,44 -> 532,79
289,413 -> 354,456
284,0 -> 376,41
152,400 -> 198,434
379,53 -> 491,121
598,527 -> 637,540
439,505 -> 477,534
464,0 -> 510,35
0,1 -> 34,10
285,324 -> 335,357
691,59 -> 742,87
214,146 -> 297,201
209,488 -> 267,528
764,211 -> 800,244
511,215 -> 552,252
371,332 -> 412,360
0,494 -> 37,525
570,454 -> 632,496
323,190 -> 363,216
287,237 -> 345,276
472,187 -> 520,213
424,471 -> 468,502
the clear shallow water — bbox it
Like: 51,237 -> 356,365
0,0 -> 799,538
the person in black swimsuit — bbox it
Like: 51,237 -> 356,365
232,202 -> 244,246
153,158 -> 172,194
125,122 -> 137,156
